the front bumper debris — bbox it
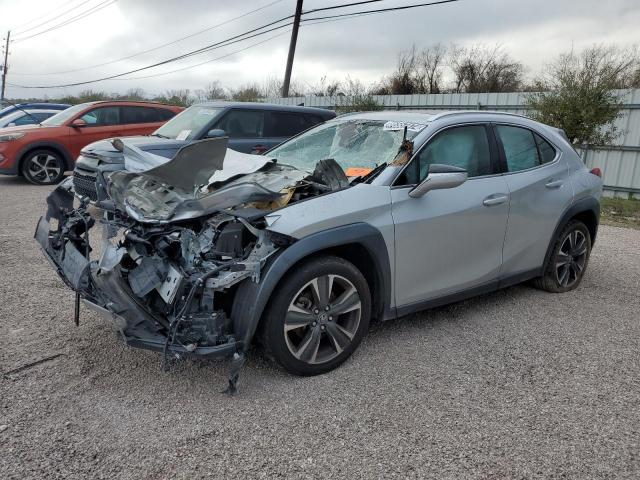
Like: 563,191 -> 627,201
34,179 -> 244,366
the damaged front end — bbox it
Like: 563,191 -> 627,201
35,138 -> 348,392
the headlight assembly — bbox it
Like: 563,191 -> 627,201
0,132 -> 25,142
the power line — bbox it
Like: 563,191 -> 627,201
12,0 -> 119,43
303,0 -> 384,14
9,0 -> 462,89
113,9 -> 384,81
11,0 -> 81,31
301,0 -> 460,23
12,0 -> 91,35
116,30 -> 293,81
11,0 -> 284,76
9,18 -> 295,88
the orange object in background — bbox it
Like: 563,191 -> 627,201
0,100 -> 183,185
345,167 -> 373,177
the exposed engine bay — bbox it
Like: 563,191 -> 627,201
35,138 -> 355,392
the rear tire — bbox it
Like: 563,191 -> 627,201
261,255 -> 371,376
534,220 -> 591,293
21,149 -> 66,185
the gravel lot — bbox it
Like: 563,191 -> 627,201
1,175 -> 639,479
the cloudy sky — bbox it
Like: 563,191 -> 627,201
0,0 -> 638,99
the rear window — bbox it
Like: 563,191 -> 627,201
121,106 -> 164,124
266,112 -> 310,137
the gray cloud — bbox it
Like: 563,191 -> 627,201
1,0 -> 638,98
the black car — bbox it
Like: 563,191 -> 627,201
72,102 -> 335,201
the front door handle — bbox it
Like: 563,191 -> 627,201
483,194 -> 509,207
251,144 -> 269,154
545,179 -> 564,189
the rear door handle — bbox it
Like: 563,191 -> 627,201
483,194 -> 508,206
545,179 -> 564,189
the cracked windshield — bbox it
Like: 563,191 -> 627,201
268,119 -> 423,173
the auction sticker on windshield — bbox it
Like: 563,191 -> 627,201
176,130 -> 191,141
383,121 -> 426,132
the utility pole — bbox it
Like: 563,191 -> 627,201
1,30 -> 10,105
282,0 -> 302,97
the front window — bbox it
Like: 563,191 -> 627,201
80,106 -> 120,126
268,119 -> 423,172
153,105 -> 223,140
42,104 -> 88,126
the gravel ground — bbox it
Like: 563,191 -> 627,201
1,175 -> 639,479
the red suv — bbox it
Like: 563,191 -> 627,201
0,101 -> 183,185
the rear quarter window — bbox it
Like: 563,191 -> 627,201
535,133 -> 557,164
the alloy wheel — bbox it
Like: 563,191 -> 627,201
284,274 -> 362,365
27,153 -> 62,184
555,229 -> 588,288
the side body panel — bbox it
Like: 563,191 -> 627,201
231,222 -> 392,350
499,150 -> 575,276
390,176 -> 510,306
265,183 -> 397,303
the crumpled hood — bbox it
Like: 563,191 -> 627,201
81,136 -> 189,163
108,137 -> 308,223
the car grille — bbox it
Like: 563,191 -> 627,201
73,170 -> 98,201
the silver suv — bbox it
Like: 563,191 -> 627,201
36,110 -> 602,391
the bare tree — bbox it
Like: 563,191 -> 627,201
153,89 -> 193,107
230,83 -> 262,102
124,87 -> 146,100
419,43 -> 447,93
526,45 -> 639,145
449,44 -> 524,93
374,45 -> 423,95
307,75 -> 341,96
200,81 -> 226,100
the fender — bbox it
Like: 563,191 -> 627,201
17,140 -> 74,172
542,196 -> 600,273
230,222 -> 393,350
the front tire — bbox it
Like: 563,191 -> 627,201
534,220 -> 592,293
21,149 -> 66,185
261,256 -> 371,376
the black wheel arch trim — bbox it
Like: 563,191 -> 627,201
542,196 -> 600,273
230,222 -> 393,351
17,141 -> 73,173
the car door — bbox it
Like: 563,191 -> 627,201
391,123 -> 510,309
214,109 -> 266,153
494,123 -> 574,276
68,106 -> 123,158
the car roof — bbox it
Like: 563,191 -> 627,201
81,100 -> 180,108
0,102 -> 70,115
336,110 -> 442,123
336,109 -> 545,126
192,101 -> 335,117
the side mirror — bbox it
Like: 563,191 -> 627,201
71,118 -> 87,128
409,164 -> 467,198
206,128 -> 226,138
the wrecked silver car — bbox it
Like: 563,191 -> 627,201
36,111 -> 601,392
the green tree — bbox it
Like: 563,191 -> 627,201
526,45 -> 639,145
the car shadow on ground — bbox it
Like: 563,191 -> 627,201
63,282 -> 534,399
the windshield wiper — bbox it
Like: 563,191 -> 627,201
150,133 -> 170,139
352,162 -> 387,184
